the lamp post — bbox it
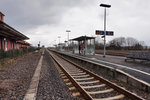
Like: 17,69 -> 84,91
58,36 -> 61,50
100,3 -> 111,58
53,40 -> 56,48
64,40 -> 67,50
66,30 -> 71,51
58,36 -> 61,44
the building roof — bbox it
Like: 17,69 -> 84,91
0,12 -> 5,16
0,21 -> 29,40
17,40 -> 30,46
71,36 -> 95,41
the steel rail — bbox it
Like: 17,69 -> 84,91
47,50 -> 93,100
53,51 -> 144,100
48,49 -> 144,100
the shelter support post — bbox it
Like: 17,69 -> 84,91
84,38 -> 87,56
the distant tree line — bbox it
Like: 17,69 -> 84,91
95,37 -> 148,50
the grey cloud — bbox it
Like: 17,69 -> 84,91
0,0 -> 93,31
1,0 -> 150,46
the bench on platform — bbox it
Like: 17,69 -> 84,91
125,51 -> 150,62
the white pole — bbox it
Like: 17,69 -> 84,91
103,7 -> 106,57
68,32 -> 69,51
66,30 -> 71,51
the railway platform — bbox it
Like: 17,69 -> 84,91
64,51 -> 150,84
46,49 -> 149,99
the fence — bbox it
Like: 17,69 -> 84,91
126,51 -> 150,61
0,47 -> 36,60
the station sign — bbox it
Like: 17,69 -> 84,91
96,30 -> 114,36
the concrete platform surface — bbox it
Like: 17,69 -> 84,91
64,52 -> 150,84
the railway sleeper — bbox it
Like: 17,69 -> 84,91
48,50 -> 144,100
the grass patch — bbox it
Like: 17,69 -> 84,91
0,58 -> 14,71
0,48 -> 37,71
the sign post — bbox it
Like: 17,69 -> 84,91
95,30 -> 114,57
96,30 -> 114,36
66,30 -> 71,51
100,3 -> 111,57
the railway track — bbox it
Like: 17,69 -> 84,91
47,49 -> 144,100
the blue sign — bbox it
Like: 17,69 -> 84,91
96,30 -> 114,36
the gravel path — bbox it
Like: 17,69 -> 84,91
0,52 -> 41,99
36,51 -> 78,100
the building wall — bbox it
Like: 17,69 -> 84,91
0,38 -> 2,50
0,12 -> 4,22
0,37 -> 30,52
3,38 -> 13,51
6,38 -> 14,51
0,37 -> 4,51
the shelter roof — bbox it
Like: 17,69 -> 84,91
58,43 -> 65,45
71,36 -> 95,41
0,21 -> 29,40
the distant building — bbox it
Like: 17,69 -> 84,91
0,12 -> 30,52
58,43 -> 65,51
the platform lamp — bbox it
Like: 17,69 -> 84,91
58,36 -> 61,50
66,30 -> 71,51
100,3 -> 111,57
58,36 -> 61,44
64,40 -> 67,50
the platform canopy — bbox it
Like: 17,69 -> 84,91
0,21 -> 29,40
71,36 -> 95,55
71,36 -> 95,41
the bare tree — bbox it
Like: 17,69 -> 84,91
108,37 -> 125,49
125,37 -> 138,47
107,37 -> 146,50
95,36 -> 104,49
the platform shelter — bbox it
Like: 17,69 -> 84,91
71,36 -> 95,55
57,43 -> 65,51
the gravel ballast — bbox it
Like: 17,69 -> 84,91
36,51 -> 77,100
0,52 -> 41,99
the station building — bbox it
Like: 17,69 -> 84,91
0,12 -> 30,52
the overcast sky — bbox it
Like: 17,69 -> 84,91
0,0 -> 150,47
